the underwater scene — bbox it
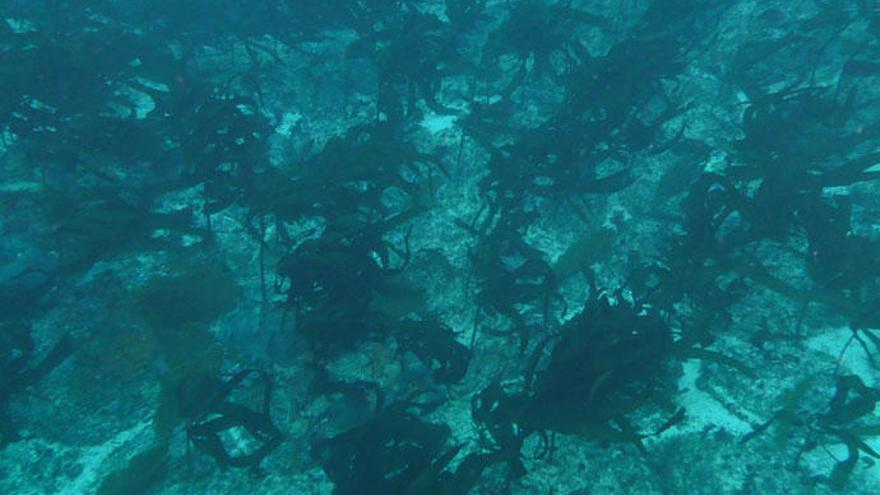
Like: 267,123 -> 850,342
2,1 -> 880,494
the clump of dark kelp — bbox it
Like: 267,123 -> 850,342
271,122 -> 449,359
274,203 -> 473,383
346,9 -> 464,122
481,0 -> 606,95
394,318 -> 471,385
0,18 -> 201,190
0,14 -> 233,283
177,93 -> 272,219
524,290 -> 678,441
471,290 -> 685,476
180,369 -> 284,469
462,198 -> 563,349
743,374 -> 880,490
465,28 -> 686,201
314,397 -> 511,495
458,26 -> 689,354
660,83 -> 880,326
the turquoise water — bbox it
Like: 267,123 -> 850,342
1,1 -> 880,494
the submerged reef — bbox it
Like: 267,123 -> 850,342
2,1 -> 880,494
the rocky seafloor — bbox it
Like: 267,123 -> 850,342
1,1 -> 880,494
